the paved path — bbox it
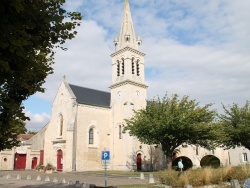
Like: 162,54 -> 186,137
0,170 -> 151,188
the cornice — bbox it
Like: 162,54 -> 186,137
52,140 -> 66,144
111,47 -> 145,57
110,79 -> 148,89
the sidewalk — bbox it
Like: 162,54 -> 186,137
0,170 -> 150,188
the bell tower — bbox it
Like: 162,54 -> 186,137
110,0 -> 147,107
110,0 -> 148,170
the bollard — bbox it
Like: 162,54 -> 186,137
6,174 -> 11,179
140,172 -> 145,179
53,177 -> 58,183
45,176 -> 50,182
68,179 -> 73,185
36,175 -> 41,181
27,175 -> 32,180
62,178 -> 67,184
75,180 -> 82,187
148,173 -> 155,184
17,174 -> 22,179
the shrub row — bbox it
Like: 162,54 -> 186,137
157,165 -> 250,187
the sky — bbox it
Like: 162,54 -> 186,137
23,0 -> 250,132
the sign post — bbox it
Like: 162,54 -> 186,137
102,150 -> 110,187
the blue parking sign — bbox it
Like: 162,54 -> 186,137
102,151 -> 110,161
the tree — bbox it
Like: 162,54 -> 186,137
219,101 -> 250,150
0,0 -> 81,150
27,130 -> 38,135
124,94 -> 218,168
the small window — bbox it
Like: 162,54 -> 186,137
59,114 -> 63,136
4,158 -> 7,162
89,128 -> 94,144
243,153 -> 248,162
132,58 -> 135,74
117,61 -> 120,76
136,61 -> 140,76
122,59 -> 125,75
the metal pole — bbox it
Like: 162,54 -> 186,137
104,160 -> 107,187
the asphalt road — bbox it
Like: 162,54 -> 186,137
0,170 -> 152,188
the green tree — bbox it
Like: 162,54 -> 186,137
125,94 -> 218,168
0,0 -> 81,150
27,130 -> 38,135
219,101 -> 250,150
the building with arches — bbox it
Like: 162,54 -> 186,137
1,0 -> 249,172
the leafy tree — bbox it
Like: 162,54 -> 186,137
27,130 -> 38,135
0,0 -> 81,150
125,94 -> 218,168
219,101 -> 250,150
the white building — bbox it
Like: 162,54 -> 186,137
1,0 -> 249,172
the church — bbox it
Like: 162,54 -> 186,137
1,0 -> 249,172
33,0 -> 151,172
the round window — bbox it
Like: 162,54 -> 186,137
4,158 -> 7,162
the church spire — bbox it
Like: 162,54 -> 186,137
114,0 -> 141,51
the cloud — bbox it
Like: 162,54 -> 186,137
144,37 -> 250,111
36,20 -> 112,100
25,0 -> 250,131
25,111 -> 50,132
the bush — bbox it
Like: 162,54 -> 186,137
187,169 -> 204,187
158,170 -> 179,187
225,166 -> 248,181
157,165 -> 250,187
35,163 -> 45,170
44,163 -> 56,171
210,168 -> 223,184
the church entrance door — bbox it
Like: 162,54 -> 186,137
57,149 -> 63,171
136,153 -> 142,171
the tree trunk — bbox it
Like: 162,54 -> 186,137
166,154 -> 173,169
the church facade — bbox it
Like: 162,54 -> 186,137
41,0 -> 150,172
1,0 -> 249,172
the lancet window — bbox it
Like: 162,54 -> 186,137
89,128 -> 94,144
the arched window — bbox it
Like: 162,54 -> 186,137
59,114 -> 63,136
122,58 -> 125,75
89,128 -> 94,144
131,58 -> 135,74
117,60 -> 120,76
119,125 -> 122,139
136,60 -> 140,76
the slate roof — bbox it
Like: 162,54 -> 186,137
69,84 -> 111,108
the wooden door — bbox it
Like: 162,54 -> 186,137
136,153 -> 142,171
57,150 -> 63,171
31,157 -> 38,169
14,153 -> 26,170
